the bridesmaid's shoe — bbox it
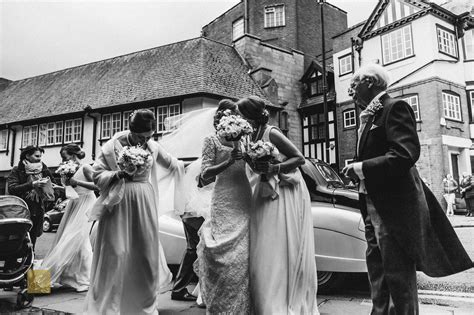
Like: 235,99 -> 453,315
171,289 -> 197,301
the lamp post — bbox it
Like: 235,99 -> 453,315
319,0 -> 330,163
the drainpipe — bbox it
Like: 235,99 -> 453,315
244,0 -> 249,34
85,106 -> 97,160
9,127 -> 16,167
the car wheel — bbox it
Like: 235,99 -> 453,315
43,218 -> 52,233
317,271 -> 346,294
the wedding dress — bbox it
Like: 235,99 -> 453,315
40,165 -> 95,291
195,135 -> 252,314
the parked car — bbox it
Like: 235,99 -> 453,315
159,158 -> 367,293
43,198 -> 68,232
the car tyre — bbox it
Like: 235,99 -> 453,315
43,218 -> 52,233
317,271 -> 346,294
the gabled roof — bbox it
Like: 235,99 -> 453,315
0,37 -> 268,125
359,0 -> 429,39
300,60 -> 333,82
358,0 -> 472,40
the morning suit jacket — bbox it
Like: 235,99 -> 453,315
356,93 -> 472,277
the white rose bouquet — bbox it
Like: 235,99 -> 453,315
56,160 -> 80,188
247,140 -> 280,181
117,146 -> 153,176
56,160 -> 80,178
247,140 -> 279,162
216,109 -> 253,142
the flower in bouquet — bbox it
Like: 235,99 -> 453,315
56,160 -> 80,179
216,110 -> 253,141
247,140 -> 280,162
117,146 -> 153,176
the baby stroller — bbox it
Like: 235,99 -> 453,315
0,195 -> 35,309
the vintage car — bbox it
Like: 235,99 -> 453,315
159,158 -> 367,293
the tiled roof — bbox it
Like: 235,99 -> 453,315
0,37 -> 267,125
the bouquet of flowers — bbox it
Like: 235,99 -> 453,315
216,110 -> 253,142
247,140 -> 280,181
56,160 -> 80,179
247,140 -> 280,162
117,146 -> 153,176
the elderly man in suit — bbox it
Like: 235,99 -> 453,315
342,64 -> 472,314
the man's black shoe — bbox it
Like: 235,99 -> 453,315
171,290 -> 197,302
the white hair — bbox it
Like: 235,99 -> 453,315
352,63 -> 391,90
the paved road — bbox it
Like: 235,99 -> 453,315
1,288 -> 473,314
2,215 -> 473,314
34,214 -> 474,293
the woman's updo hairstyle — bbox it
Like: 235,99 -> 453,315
129,109 -> 157,133
60,144 -> 86,159
213,99 -> 238,129
236,96 -> 269,126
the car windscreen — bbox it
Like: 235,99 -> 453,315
315,163 -> 344,186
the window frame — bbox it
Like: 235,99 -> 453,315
343,109 -> 357,129
338,53 -> 353,77
101,114 -> 112,139
21,125 -> 38,148
307,70 -> 324,97
264,4 -> 285,28
0,129 -> 8,151
436,24 -> 458,59
62,118 -> 83,145
467,90 -> 474,123
381,24 -> 415,66
462,28 -> 474,61
442,91 -> 462,122
232,17 -> 244,41
402,94 -> 421,122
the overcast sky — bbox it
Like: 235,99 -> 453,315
0,0 -> 378,81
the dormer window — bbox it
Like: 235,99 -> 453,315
307,71 -> 324,96
264,5 -> 285,28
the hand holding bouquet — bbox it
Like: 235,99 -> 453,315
117,146 -> 153,177
56,160 -> 80,186
247,140 -> 280,180
216,110 -> 253,142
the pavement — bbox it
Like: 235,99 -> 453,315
416,214 -> 474,293
1,288 -> 473,314
448,213 -> 474,228
1,214 -> 472,314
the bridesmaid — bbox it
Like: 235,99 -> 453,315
84,109 -> 182,314
39,144 -> 97,292
237,96 -> 319,315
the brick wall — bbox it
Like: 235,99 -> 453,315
234,35 -> 305,149
203,0 -> 347,64
297,1 -> 347,61
332,22 -> 364,54
248,0 -> 298,51
336,101 -> 358,168
202,2 -> 244,45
